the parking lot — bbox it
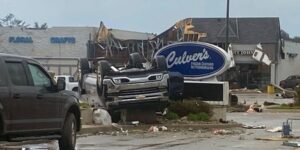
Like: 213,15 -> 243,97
1,93 -> 300,150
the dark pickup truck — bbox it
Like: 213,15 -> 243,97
0,53 -> 81,150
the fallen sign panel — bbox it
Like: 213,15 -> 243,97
283,141 -> 300,147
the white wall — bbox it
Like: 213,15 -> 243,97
0,27 -> 97,75
0,27 -> 97,57
276,40 -> 300,84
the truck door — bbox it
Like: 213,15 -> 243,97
0,58 -> 10,133
27,63 -> 64,130
4,60 -> 38,131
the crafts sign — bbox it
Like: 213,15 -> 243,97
155,42 -> 231,79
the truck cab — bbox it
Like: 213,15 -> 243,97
54,75 -> 79,92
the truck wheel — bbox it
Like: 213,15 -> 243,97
59,113 -> 77,150
97,61 -> 110,96
80,58 -> 90,75
155,56 -> 167,70
79,58 -> 90,93
98,60 -> 111,77
128,53 -> 143,68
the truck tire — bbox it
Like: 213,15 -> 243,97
155,56 -> 167,70
79,58 -> 90,94
168,72 -> 184,101
80,58 -> 90,75
98,60 -> 111,77
97,61 -> 111,95
59,113 -> 77,150
128,53 -> 143,68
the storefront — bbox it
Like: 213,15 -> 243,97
150,17 -> 281,89
226,44 -> 272,89
0,27 -> 97,75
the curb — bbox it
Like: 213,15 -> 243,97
264,109 -> 300,113
79,123 -> 243,135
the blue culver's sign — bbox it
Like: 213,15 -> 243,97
155,42 -> 231,80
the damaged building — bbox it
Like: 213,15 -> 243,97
151,18 -> 281,89
0,18 -> 283,89
89,22 -> 156,64
92,18 -> 281,89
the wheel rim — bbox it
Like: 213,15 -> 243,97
71,120 -> 76,146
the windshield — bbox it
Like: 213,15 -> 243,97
69,77 -> 77,82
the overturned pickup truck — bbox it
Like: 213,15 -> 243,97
78,53 -> 183,122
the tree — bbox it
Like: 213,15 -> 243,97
0,13 -> 29,27
0,13 -> 47,29
34,22 -> 48,29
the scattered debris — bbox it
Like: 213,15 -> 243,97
246,103 -> 263,113
283,141 -> 300,147
219,118 -> 229,124
230,88 -> 262,93
242,125 -> 266,129
112,123 -> 128,135
266,126 -> 282,133
159,126 -> 168,131
148,126 -> 159,132
147,126 -> 168,132
131,121 -> 139,126
213,129 -> 233,135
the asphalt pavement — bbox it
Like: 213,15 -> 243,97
1,93 -> 300,150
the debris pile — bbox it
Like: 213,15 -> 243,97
148,126 -> 168,132
213,129 -> 233,135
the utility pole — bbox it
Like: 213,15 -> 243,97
225,0 -> 230,51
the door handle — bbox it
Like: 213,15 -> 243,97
13,93 -> 20,99
36,94 -> 43,99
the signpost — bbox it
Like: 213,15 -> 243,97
155,42 -> 231,119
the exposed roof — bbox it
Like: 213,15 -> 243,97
97,22 -> 156,42
157,17 -> 281,44
109,29 -> 155,41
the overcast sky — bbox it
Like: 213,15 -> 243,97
0,0 -> 299,37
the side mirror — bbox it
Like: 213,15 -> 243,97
57,79 -> 66,91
